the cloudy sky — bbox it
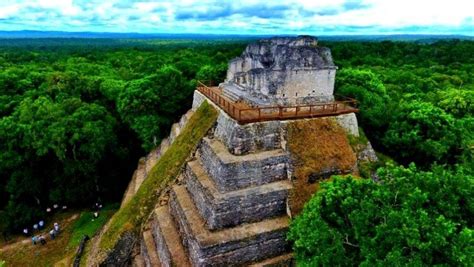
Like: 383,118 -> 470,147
0,0 -> 473,35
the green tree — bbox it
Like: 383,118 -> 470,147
383,101 -> 458,165
196,63 -> 227,85
0,39 -> 243,233
0,96 -> 117,230
117,65 -> 193,150
435,88 -> 474,118
288,164 -> 474,266
335,68 -> 390,139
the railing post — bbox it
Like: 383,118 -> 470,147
197,84 -> 358,123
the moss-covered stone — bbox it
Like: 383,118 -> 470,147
93,101 -> 218,264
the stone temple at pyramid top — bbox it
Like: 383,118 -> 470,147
220,35 -> 338,107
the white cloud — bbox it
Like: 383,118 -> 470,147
0,0 -> 472,35
0,3 -> 21,19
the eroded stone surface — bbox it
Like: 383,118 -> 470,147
214,111 -> 283,155
357,141 -> 378,162
222,36 -> 337,106
141,229 -> 160,267
198,137 -> 290,192
334,112 -> 359,137
169,185 -> 290,267
152,206 -> 191,267
212,103 -> 360,155
185,160 -> 291,230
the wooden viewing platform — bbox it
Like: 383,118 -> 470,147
197,81 -> 358,124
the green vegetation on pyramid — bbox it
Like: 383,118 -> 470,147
99,101 -> 218,252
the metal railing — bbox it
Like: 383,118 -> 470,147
196,81 -> 358,124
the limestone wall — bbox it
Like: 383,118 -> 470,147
198,137 -> 290,192
222,36 -> 337,106
188,89 -> 361,156
169,187 -> 290,267
276,69 -> 336,103
184,161 -> 290,230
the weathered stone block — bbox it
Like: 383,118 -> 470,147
169,185 -> 290,267
184,160 -> 291,230
214,113 -> 283,155
198,137 -> 290,192
334,112 -> 359,137
151,207 -> 191,267
141,229 -> 160,267
223,36 -> 337,106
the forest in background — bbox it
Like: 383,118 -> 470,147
0,39 -> 472,261
0,39 -> 245,235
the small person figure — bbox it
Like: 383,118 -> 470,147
38,220 -> 44,229
46,207 -> 51,213
23,228 -> 29,236
49,229 -> 56,240
53,222 -> 60,234
33,224 -> 38,231
39,235 -> 46,245
93,211 -> 99,219
53,204 -> 58,209
62,205 -> 67,210
32,235 -> 37,245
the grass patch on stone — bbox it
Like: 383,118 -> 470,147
98,101 -> 218,253
287,118 -> 357,215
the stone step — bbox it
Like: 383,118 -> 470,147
151,206 -> 191,267
249,253 -> 294,267
198,137 -> 290,192
185,160 -> 292,230
169,185 -> 290,267
144,147 -> 161,175
132,254 -> 146,267
159,137 -> 170,155
179,110 -> 194,129
169,123 -> 181,144
222,87 -> 243,102
141,229 -> 161,267
134,163 -> 147,193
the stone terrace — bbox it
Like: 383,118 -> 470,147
136,36 -> 363,267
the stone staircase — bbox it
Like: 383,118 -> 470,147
222,83 -> 245,102
140,133 -> 294,266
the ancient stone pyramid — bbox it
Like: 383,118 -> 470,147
134,36 -> 375,266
